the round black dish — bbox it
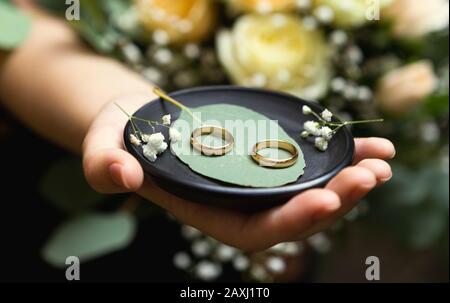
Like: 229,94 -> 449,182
124,86 -> 355,211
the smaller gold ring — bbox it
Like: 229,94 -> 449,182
190,126 -> 234,156
251,140 -> 299,168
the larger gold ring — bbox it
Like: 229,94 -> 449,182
251,140 -> 298,168
190,126 -> 234,156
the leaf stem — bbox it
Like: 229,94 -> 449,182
153,87 -> 202,124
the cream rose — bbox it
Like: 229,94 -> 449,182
383,0 -> 449,38
226,0 -> 297,14
134,0 -> 216,44
376,61 -> 438,114
217,14 -> 331,100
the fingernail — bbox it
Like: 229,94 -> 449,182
109,163 -> 130,190
380,172 -> 393,183
389,149 -> 396,159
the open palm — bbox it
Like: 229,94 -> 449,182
83,94 -> 395,252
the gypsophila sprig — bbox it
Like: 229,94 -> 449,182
301,105 -> 383,151
115,101 -> 180,163
116,87 -> 203,162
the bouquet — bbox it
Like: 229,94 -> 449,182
37,0 -> 449,282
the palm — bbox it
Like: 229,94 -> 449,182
83,95 -> 395,252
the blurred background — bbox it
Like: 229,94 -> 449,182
0,0 -> 448,282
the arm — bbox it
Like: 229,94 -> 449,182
0,7 -> 395,252
0,9 -> 153,153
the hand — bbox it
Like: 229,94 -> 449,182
83,94 -> 396,252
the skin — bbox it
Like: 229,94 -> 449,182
0,6 -> 395,252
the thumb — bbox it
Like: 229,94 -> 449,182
82,95 -> 151,193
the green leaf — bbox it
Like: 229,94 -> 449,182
41,212 -> 137,268
405,206 -> 447,250
171,104 -> 306,188
423,94 -> 449,118
0,1 -> 31,50
39,157 -> 104,213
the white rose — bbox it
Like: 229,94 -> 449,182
376,61 -> 438,114
217,14 -> 331,100
383,0 -> 449,38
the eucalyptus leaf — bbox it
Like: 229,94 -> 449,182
39,158 -> 104,213
0,1 -> 31,50
171,104 -> 306,188
41,212 -> 136,268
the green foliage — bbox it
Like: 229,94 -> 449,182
171,104 -> 306,187
0,0 -> 31,50
39,157 -> 104,213
369,162 -> 449,250
423,94 -> 450,119
41,212 -> 137,268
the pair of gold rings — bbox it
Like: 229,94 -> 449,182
190,126 -> 298,169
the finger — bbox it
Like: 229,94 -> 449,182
326,166 -> 376,209
353,137 -> 396,164
139,181 -> 341,252
357,159 -> 393,185
239,189 -> 341,251
82,95 -> 150,193
296,166 -> 377,239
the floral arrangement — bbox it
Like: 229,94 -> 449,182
37,0 -> 449,282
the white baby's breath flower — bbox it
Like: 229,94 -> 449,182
232,255 -> 250,271
153,48 -> 173,65
195,261 -> 222,281
266,256 -> 286,274
314,5 -> 335,24
330,77 -> 346,92
121,43 -> 142,63
142,144 -> 158,162
191,239 -> 212,257
330,30 -> 348,46
152,29 -> 170,45
321,109 -> 333,122
141,132 -> 168,161
162,114 -> 171,126
315,137 -> 329,151
307,232 -> 331,254
169,128 -> 182,142
301,131 -> 310,138
302,105 -> 312,115
156,141 -> 168,153
320,126 -> 333,141
215,244 -> 237,262
129,134 -> 141,146
184,43 -> 201,59
173,252 -> 192,270
304,121 -> 321,136
250,264 -> 268,281
146,132 -> 165,147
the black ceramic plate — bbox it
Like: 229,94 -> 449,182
124,86 -> 354,210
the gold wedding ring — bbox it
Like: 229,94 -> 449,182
190,126 -> 234,156
251,140 -> 299,168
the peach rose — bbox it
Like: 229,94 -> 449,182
134,0 -> 217,44
376,61 -> 438,114
383,0 -> 449,38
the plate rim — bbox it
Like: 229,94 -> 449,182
124,85 -> 355,197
